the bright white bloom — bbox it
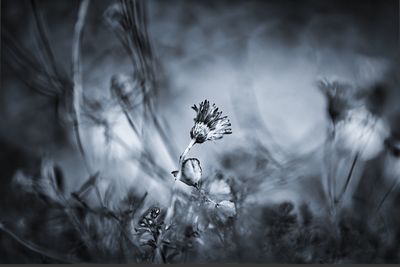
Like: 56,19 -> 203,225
334,106 -> 389,160
208,179 -> 232,202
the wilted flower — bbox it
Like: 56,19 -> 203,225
190,100 -> 232,144
180,158 -> 202,188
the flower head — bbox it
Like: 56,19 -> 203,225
190,100 -> 232,143
136,206 -> 164,249
318,79 -> 361,124
334,106 -> 389,160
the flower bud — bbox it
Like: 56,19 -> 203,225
181,158 -> 202,188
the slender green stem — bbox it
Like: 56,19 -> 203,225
198,189 -> 218,206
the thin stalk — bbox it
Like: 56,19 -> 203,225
0,223 -> 78,263
171,139 -> 197,181
120,104 -> 140,136
163,184 -> 178,231
375,178 -> 400,213
71,0 -> 91,173
177,139 -> 196,176
165,139 -> 197,231
323,133 -> 335,214
30,0 -> 65,92
336,152 -> 359,203
199,189 -> 218,206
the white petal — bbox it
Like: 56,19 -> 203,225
334,107 -> 389,160
216,200 -> 236,221
208,179 -> 231,197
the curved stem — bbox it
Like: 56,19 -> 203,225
173,139 -> 196,180
0,223 -> 78,263
336,152 -> 359,204
71,0 -> 91,173
165,139 -> 199,233
375,178 -> 400,213
179,139 -> 196,167
198,189 -> 218,206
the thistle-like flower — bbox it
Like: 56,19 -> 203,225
190,100 -> 232,144
172,100 -> 232,179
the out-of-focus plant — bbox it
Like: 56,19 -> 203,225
318,79 -> 390,215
